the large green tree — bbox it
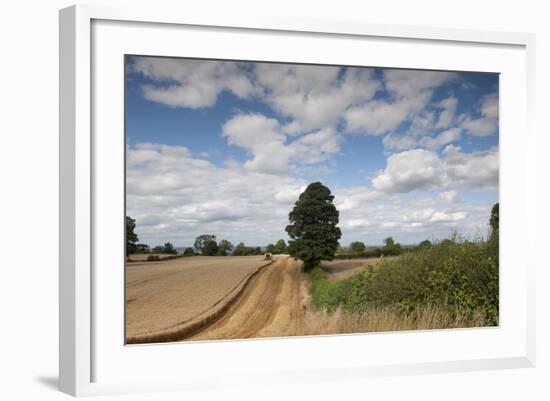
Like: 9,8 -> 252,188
126,216 -> 139,256
285,182 -> 341,271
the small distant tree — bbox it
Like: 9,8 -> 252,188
266,243 -> 276,253
232,242 -> 247,256
163,242 -> 177,255
217,239 -> 234,256
417,240 -> 432,249
232,242 -> 259,256
194,234 -> 217,255
151,243 -> 176,254
126,216 -> 139,256
383,237 -> 395,248
151,245 -> 165,253
183,247 -> 195,256
382,236 -> 402,255
350,241 -> 366,252
274,239 -> 288,254
286,182 -> 342,272
136,243 -> 150,253
202,240 -> 218,256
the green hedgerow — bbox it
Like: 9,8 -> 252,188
310,238 -> 498,325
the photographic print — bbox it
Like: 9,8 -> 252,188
124,56 -> 499,344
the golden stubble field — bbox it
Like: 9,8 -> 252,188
125,255 -> 272,343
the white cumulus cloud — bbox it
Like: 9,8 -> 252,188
372,149 -> 444,193
255,64 -> 380,133
372,145 -> 499,193
222,113 -> 341,174
222,113 -> 292,174
443,145 -> 499,190
132,57 -> 257,108
346,70 -> 457,137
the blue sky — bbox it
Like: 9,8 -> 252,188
125,56 -> 499,247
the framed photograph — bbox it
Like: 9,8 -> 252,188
59,4 -> 536,397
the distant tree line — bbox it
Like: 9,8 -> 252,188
335,236 -> 404,259
193,235 -> 268,256
335,202 -> 499,261
125,220 -> 270,259
265,239 -> 288,254
231,242 -> 263,256
152,242 -> 177,254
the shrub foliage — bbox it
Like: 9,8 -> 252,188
311,236 -> 499,326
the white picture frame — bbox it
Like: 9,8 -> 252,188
59,4 -> 536,397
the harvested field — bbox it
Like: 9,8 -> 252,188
125,255 -> 272,343
321,257 -> 397,280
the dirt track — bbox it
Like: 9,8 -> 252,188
188,256 -> 307,341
